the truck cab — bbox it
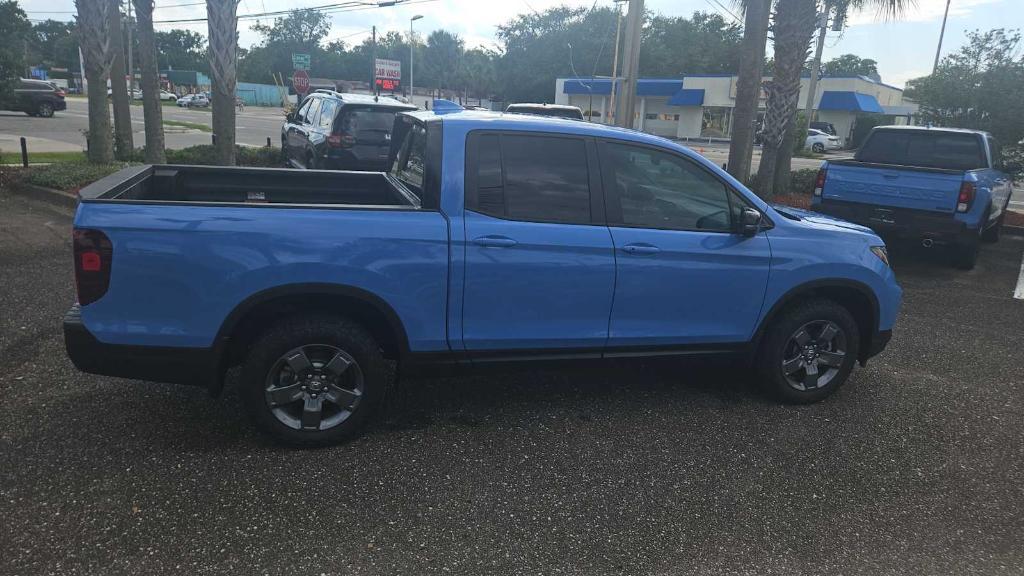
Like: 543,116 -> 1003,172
65,104 -> 902,446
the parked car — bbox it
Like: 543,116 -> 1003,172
810,121 -> 837,136
64,103 -> 901,446
176,94 -> 195,107
805,128 -> 842,153
1,79 -> 66,117
187,94 -> 210,108
505,102 -> 585,120
812,126 -> 1014,269
107,88 -> 143,99
159,90 -> 178,101
281,90 -> 416,171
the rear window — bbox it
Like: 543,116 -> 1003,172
391,121 -> 427,198
856,130 -> 986,171
339,107 -> 401,137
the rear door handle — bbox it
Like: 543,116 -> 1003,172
621,243 -> 660,255
473,235 -> 518,248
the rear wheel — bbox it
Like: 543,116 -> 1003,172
982,209 -> 1003,244
37,102 -> 54,118
241,314 -> 388,446
306,151 -> 317,170
812,143 -> 825,153
757,298 -> 860,404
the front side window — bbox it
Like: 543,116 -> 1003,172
294,99 -> 312,123
601,142 -> 731,232
305,98 -> 322,126
468,133 -> 592,225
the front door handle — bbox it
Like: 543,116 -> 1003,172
621,243 -> 660,255
473,235 -> 518,248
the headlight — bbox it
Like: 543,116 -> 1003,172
870,245 -> 890,267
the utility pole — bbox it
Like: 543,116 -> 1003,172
933,0 -> 952,73
126,0 -> 134,94
802,11 -> 828,125
409,15 -> 422,107
608,0 -> 625,125
371,25 -> 377,96
616,0 -> 643,129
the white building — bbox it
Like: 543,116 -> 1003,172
554,74 -> 916,146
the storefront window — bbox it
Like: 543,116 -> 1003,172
701,106 -> 733,138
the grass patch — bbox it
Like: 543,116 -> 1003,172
23,161 -> 136,192
1,150 -> 87,164
163,119 -> 211,132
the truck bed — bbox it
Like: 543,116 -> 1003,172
78,164 -> 419,208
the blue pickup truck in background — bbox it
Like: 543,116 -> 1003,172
65,104 -> 902,446
812,126 -> 1014,269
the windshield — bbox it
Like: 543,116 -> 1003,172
857,130 -> 986,170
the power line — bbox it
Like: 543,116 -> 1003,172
154,0 -> 437,24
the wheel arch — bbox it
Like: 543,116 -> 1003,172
753,279 -> 880,365
213,283 -> 411,388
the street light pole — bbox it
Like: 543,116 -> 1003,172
410,14 -> 423,107
933,0 -> 952,73
617,0 -> 643,129
608,0 -> 625,125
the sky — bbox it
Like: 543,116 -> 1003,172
18,0 -> 1021,88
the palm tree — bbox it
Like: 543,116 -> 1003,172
75,0 -> 115,164
206,0 -> 240,165
133,0 -> 166,163
107,0 -> 134,159
726,0 -> 771,183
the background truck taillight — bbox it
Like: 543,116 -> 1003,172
814,167 -> 827,196
73,229 -> 112,305
957,181 -> 975,213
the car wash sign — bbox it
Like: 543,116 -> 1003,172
374,58 -> 401,92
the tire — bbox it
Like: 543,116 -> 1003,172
812,143 -> 825,153
953,237 -> 980,270
757,298 -> 860,404
37,102 -> 54,117
982,210 -> 1003,244
240,314 -> 389,447
306,151 -> 317,170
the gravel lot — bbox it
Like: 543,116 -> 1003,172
1,189 -> 1022,575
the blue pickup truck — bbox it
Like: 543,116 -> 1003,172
65,105 -> 902,445
812,126 -> 1014,269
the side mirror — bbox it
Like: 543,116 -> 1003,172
738,207 -> 762,237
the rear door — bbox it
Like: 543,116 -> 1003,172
825,130 -> 984,213
285,98 -> 313,163
461,131 -> 615,352
598,140 -> 771,346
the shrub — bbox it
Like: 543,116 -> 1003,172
139,144 -> 281,167
789,168 -> 819,196
24,161 -> 134,192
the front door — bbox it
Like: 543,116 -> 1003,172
461,132 -> 615,352
598,140 -> 771,348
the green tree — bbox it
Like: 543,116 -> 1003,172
0,1 -> 31,103
29,20 -> 80,73
460,48 -> 498,98
155,29 -> 208,73
641,12 -> 742,77
239,10 -> 331,84
905,28 -> 1024,147
822,53 -> 878,77
420,30 -> 464,91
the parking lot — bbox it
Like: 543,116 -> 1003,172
1,188 -> 1022,575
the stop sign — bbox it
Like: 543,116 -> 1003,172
292,70 -> 310,95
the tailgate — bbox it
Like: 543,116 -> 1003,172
823,163 -> 963,214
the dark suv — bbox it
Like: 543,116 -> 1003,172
282,91 -> 416,171
2,79 -> 67,117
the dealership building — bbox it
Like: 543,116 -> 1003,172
554,74 -> 916,146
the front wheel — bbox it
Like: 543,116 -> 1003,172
241,315 -> 389,446
37,102 -> 54,117
757,298 -> 860,404
812,143 -> 825,153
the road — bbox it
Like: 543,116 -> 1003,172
0,96 -> 286,154
1,188 -> 1023,575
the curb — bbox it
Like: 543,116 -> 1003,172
7,182 -> 79,209
1004,225 -> 1024,238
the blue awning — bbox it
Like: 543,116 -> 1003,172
563,79 -> 613,95
668,89 -> 705,106
637,79 -> 683,96
818,91 -> 884,113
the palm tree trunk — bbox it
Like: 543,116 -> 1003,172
107,0 -> 134,160
773,123 -> 797,193
75,0 -> 115,164
727,0 -> 771,184
753,0 -> 817,199
206,0 -> 239,166
133,0 -> 165,163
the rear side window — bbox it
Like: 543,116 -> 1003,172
857,130 -> 985,170
305,98 -> 322,126
294,99 -> 312,123
987,136 -> 1001,169
318,99 -> 337,130
392,122 -> 427,195
467,132 -> 592,225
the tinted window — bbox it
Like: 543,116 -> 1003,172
295,99 -> 312,123
505,105 -> 584,120
857,130 -> 985,170
602,142 -> 731,231
469,133 -> 592,225
318,99 -> 337,130
340,107 -> 400,143
392,121 -> 427,197
305,98 -> 322,125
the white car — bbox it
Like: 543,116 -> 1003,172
187,94 -> 210,108
107,88 -> 143,99
805,128 -> 842,153
159,90 -> 177,102
177,94 -> 197,107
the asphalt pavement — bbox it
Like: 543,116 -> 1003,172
2,175 -> 1024,575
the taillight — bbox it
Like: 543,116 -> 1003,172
73,229 -> 112,305
957,181 -> 975,213
327,133 -> 355,148
56,89 -> 66,98
814,167 -> 827,197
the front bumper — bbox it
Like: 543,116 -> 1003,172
814,199 -> 974,244
64,304 -> 215,388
